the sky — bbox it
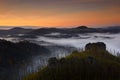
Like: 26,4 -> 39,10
0,0 -> 120,28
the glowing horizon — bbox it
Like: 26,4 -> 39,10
0,0 -> 120,28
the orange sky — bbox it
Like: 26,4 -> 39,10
0,0 -> 120,28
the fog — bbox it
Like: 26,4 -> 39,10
35,33 -> 120,55
1,33 -> 120,80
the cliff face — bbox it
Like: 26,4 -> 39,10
23,42 -> 120,80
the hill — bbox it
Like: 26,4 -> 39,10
0,39 -> 51,80
0,27 -> 33,35
26,26 -> 120,37
0,39 -> 50,67
23,42 -> 120,80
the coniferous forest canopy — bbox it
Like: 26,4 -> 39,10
0,0 -> 120,80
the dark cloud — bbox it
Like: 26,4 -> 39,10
0,0 -> 119,12
0,0 -> 120,17
1,0 -> 120,4
1,0 -> 120,7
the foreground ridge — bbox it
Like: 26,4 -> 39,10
24,42 -> 120,80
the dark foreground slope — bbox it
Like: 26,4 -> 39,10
24,42 -> 120,80
0,39 -> 50,67
0,39 -> 50,80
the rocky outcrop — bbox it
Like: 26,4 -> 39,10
85,42 -> 106,51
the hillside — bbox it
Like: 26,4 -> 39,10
0,39 -> 51,80
23,42 -> 120,80
0,39 -> 50,67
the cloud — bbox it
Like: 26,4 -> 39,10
1,0 -> 119,13
1,0 -> 120,6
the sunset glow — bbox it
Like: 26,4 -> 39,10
0,0 -> 120,27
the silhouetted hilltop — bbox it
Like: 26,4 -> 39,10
27,26 -> 95,35
27,26 -> 120,36
9,27 -> 26,30
76,26 -> 88,29
24,42 -> 120,80
27,28 -> 66,35
0,27 -> 33,35
0,26 -> 120,37
0,39 -> 50,67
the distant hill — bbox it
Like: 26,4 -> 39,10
24,42 -> 120,80
27,28 -> 66,35
76,26 -> 88,29
0,26 -> 96,38
26,26 -> 97,35
27,26 -> 120,36
0,27 -> 34,35
103,26 -> 120,33
0,26 -> 120,37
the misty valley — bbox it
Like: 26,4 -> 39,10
1,0 -> 120,79
0,26 -> 120,80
